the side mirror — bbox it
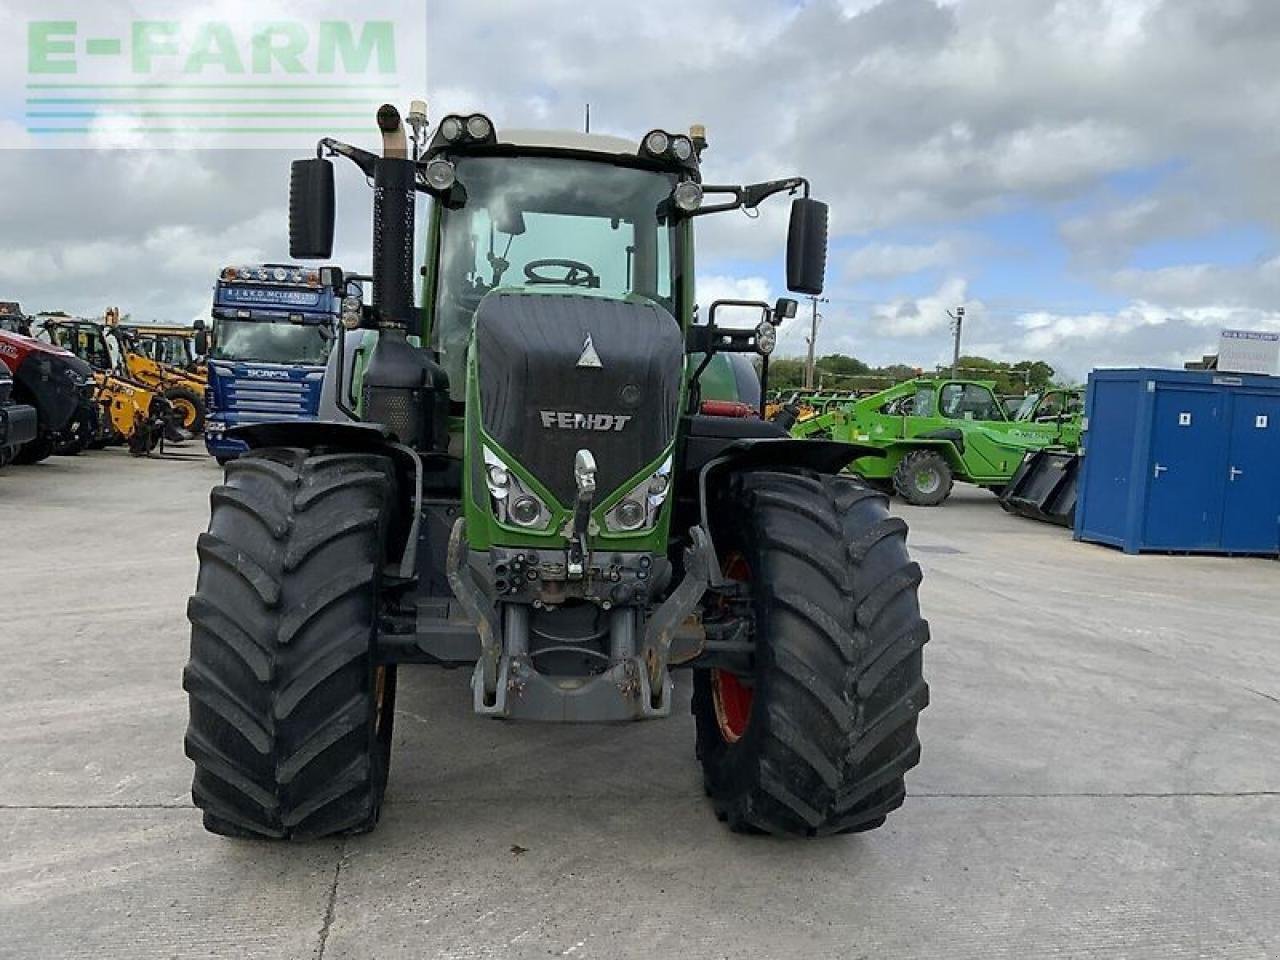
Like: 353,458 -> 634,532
786,197 -> 828,295
320,265 -> 345,291
194,329 -> 209,356
289,158 -> 336,260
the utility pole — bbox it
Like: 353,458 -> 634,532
804,295 -> 829,389
947,305 -> 965,378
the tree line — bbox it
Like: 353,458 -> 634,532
767,354 -> 1060,395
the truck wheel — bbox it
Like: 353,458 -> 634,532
183,448 -> 399,839
694,472 -> 929,836
892,449 -> 953,506
165,385 -> 206,434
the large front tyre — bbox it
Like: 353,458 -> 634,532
693,472 -> 929,836
183,447 -> 399,839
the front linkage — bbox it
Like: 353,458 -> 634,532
182,102 -> 929,840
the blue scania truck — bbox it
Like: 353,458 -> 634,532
201,264 -> 339,463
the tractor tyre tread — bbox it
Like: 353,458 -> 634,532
183,446 -> 397,840
694,471 -> 929,836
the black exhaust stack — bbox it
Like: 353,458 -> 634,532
361,104 -> 450,451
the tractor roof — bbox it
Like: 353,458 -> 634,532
496,129 -> 643,157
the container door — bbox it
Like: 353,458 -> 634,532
1220,393 -> 1280,553
1143,387 -> 1229,550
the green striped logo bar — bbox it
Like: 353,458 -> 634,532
4,2 -> 427,149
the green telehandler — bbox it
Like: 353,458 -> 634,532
182,105 -> 929,839
781,378 -> 1081,506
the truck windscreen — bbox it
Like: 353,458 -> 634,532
210,319 -> 331,365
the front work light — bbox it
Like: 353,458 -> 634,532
673,181 -> 703,212
643,130 -> 670,155
425,158 -> 456,190
439,116 -> 464,142
755,321 -> 777,355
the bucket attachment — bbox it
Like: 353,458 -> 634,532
999,449 -> 1081,527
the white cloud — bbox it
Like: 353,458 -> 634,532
845,240 -> 953,279
696,274 -> 772,312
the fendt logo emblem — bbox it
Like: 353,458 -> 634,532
539,411 -> 632,432
576,333 -> 603,369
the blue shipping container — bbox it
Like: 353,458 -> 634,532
1075,368 -> 1280,555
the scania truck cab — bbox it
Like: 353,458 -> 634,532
201,264 -> 337,463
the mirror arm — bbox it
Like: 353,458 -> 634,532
690,177 -> 810,217
317,138 -> 378,178
741,176 -> 810,209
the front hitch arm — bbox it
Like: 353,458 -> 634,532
639,525 -> 713,705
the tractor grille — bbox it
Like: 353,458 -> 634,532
475,292 -> 684,506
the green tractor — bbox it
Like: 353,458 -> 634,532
182,105 -> 929,839
789,377 -> 1079,506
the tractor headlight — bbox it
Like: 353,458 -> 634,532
670,135 -> 693,161
755,320 -> 777,356
425,158 -> 456,191
466,114 -> 492,140
510,496 -> 542,527
643,130 -> 670,156
483,447 -> 551,530
673,181 -> 703,212
604,455 -> 673,533
613,498 -> 646,531
486,463 -> 509,494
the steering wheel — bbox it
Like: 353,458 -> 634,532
523,258 -> 600,288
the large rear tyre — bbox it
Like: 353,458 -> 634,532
892,449 -> 953,506
693,471 -> 929,836
164,385 -> 206,434
184,447 -> 399,839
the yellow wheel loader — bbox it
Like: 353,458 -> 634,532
105,310 -> 208,434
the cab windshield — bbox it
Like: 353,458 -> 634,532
433,155 -> 680,397
141,334 -> 194,367
210,319 -> 331,366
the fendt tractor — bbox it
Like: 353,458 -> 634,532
199,264 -> 338,464
183,104 -> 929,840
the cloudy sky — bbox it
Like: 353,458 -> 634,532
3,0 -> 1280,381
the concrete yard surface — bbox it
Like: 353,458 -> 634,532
1,446 -> 1277,959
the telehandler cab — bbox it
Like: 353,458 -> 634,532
184,104 -> 929,839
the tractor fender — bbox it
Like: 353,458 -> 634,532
227,420 -> 452,580
694,437 -> 884,584
228,418 -> 394,453
701,436 -> 882,478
